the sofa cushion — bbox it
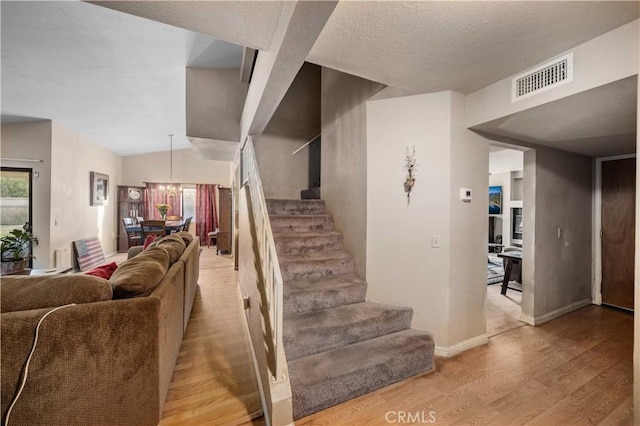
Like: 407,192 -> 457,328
110,247 -> 170,299
1,274 -> 113,313
85,262 -> 118,280
175,231 -> 193,245
148,235 -> 186,264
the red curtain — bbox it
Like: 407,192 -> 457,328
195,184 -> 218,245
144,183 -> 182,219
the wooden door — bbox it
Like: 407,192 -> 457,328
601,158 -> 635,310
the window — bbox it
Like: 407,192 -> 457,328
182,186 -> 196,232
1,168 -> 32,238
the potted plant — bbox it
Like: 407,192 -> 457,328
1,225 -> 38,275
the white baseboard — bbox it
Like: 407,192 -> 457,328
435,334 -> 489,358
519,298 -> 592,326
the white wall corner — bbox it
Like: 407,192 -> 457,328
434,334 -> 489,358
520,299 -> 592,326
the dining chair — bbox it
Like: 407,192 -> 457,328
123,218 -> 142,247
135,216 -> 144,224
166,215 -> 182,221
182,216 -> 192,232
208,229 -> 219,250
140,220 -> 167,240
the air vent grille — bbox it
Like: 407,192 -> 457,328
512,53 -> 573,102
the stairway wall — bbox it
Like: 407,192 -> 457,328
321,68 -> 385,278
255,63 -> 321,199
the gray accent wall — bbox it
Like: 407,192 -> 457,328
523,146 -> 593,321
321,67 -> 384,278
255,63 -> 321,200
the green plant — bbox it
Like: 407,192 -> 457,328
1,227 -> 38,261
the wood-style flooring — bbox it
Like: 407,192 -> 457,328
160,248 -> 263,425
486,281 -> 524,337
159,250 -> 634,425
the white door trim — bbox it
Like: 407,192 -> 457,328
593,153 -> 636,306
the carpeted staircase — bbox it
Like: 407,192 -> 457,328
267,199 -> 435,419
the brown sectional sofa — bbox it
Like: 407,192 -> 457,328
1,232 -> 200,426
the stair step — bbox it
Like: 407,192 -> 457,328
279,252 -> 354,282
300,187 -> 321,200
274,231 -> 343,255
283,302 -> 413,361
270,214 -> 333,233
284,275 -> 367,318
266,199 -> 326,215
289,329 -> 435,419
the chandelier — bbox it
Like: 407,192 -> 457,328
159,134 -> 182,198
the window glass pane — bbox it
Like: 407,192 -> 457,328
1,170 -> 30,238
182,188 -> 196,232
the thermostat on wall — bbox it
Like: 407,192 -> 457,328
460,188 -> 472,202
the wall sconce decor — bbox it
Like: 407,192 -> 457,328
404,145 -> 416,205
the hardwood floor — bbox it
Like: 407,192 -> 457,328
160,248 -> 263,425
297,305 -> 634,425
158,249 -> 634,425
486,282 -> 525,337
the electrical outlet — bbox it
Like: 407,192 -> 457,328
431,235 -> 440,248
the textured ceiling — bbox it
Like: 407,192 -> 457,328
474,76 -> 638,157
308,1 -> 639,94
1,1 -> 243,156
90,1 -> 286,51
2,1 -> 638,158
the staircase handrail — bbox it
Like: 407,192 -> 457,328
241,135 -> 287,382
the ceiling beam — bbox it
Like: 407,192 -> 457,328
240,0 -> 338,142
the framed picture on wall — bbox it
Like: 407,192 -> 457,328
488,185 -> 502,214
90,171 -> 109,206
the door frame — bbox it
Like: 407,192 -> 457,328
593,153 -> 636,306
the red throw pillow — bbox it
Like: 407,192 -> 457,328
85,262 -> 118,280
143,235 -> 158,249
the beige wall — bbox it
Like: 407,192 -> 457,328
1,120 -> 124,267
448,92 -> 490,345
366,91 -> 488,352
1,121 -> 53,268
321,68 -> 384,278
186,67 -> 248,142
467,19 -> 639,128
50,121 -> 123,261
490,149 -> 524,175
122,148 -> 232,187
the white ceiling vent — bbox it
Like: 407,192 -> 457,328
512,53 -> 573,102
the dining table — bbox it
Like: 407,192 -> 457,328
125,220 -> 186,236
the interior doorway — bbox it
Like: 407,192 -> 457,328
486,145 -> 526,336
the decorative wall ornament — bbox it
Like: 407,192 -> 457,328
404,145 -> 416,205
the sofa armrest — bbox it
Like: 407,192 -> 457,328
1,298 -> 161,426
128,245 -> 144,259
